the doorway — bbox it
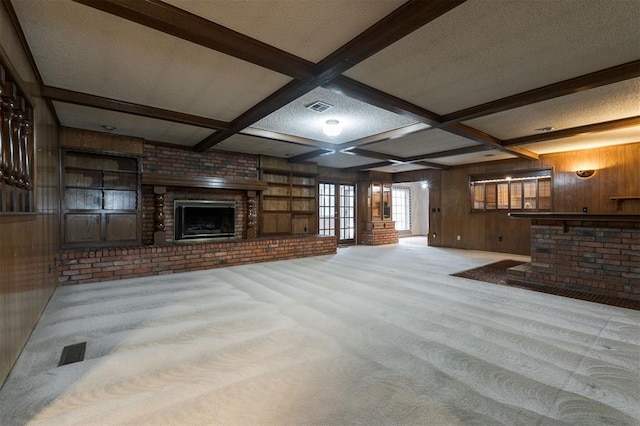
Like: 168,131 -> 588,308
318,183 -> 356,244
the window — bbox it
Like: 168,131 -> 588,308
392,186 -> 410,231
470,169 -> 552,212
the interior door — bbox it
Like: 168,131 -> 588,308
319,183 -> 355,244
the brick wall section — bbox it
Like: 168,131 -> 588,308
143,144 -> 258,180
361,229 -> 399,245
141,144 -> 258,243
142,187 -> 246,244
526,220 -> 640,300
58,235 -> 337,286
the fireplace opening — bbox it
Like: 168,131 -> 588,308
175,200 -> 235,240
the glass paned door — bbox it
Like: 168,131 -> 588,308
339,184 -> 355,242
318,183 -> 335,236
319,183 -> 355,243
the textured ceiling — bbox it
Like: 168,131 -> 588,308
344,0 -> 640,114
163,0 -> 405,62
464,78 -> 640,140
6,0 -> 640,172
251,87 -> 417,145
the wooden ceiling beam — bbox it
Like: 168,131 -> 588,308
407,144 -> 491,160
443,123 -> 539,160
342,161 -> 393,173
287,149 -> 335,163
349,148 -> 406,163
502,116 -> 640,146
349,148 -> 449,170
194,0 -> 466,151
72,0 -> 315,80
441,60 -> 640,124
414,161 -> 451,170
42,86 -> 230,130
324,76 -> 442,127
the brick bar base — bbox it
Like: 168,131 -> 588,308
57,235 -> 337,286
518,219 -> 640,301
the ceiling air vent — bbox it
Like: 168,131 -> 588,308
306,101 -> 333,113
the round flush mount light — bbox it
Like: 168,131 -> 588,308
101,125 -> 116,131
535,126 -> 555,132
322,119 -> 342,137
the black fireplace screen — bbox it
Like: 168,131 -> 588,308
174,200 -> 235,240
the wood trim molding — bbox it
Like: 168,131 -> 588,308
441,60 -> 640,124
142,173 -> 269,191
42,86 -> 230,130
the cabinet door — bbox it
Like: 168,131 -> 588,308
105,213 -> 138,242
65,214 -> 101,244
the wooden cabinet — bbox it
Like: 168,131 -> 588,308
259,157 -> 317,236
62,150 -> 141,246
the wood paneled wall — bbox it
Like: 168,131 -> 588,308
396,143 -> 640,255
1,4 -> 60,387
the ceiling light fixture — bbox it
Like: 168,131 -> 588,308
322,119 -> 342,137
535,126 -> 555,132
576,169 -> 596,179
101,125 -> 116,131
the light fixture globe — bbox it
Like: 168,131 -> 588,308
322,119 -> 342,137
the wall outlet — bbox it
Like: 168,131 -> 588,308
457,235 -> 461,241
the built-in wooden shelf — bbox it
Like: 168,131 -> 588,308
509,212 -> 640,232
609,196 -> 640,211
509,212 -> 640,221
142,173 -> 269,191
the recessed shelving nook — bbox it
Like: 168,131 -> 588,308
259,156 -> 318,236
62,149 -> 141,246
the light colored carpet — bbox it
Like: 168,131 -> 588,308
1,241 -> 639,425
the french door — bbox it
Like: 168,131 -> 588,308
318,183 -> 355,244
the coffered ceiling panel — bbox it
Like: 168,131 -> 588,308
250,87 -> 417,145
7,0 -> 639,170
435,150 -> 516,167
363,128 -> 481,157
313,153 -> 380,169
11,0 -> 291,121
53,102 -> 214,146
344,0 -> 640,115
214,134 -> 318,158
370,163 -> 434,173
464,78 -> 640,140
163,0 -> 405,63
519,126 -> 640,155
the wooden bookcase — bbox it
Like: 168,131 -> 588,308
259,157 -> 317,236
62,150 -> 141,246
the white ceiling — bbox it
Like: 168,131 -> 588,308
8,0 -> 640,173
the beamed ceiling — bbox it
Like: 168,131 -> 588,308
6,0 -> 640,171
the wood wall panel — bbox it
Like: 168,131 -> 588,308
396,142 -> 639,255
1,4 -> 60,387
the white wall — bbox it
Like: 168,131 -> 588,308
393,182 -> 429,235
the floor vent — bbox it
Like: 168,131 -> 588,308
58,342 -> 86,366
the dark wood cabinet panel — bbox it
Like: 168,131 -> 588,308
64,214 -> 101,243
62,150 -> 141,246
105,213 -> 138,241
